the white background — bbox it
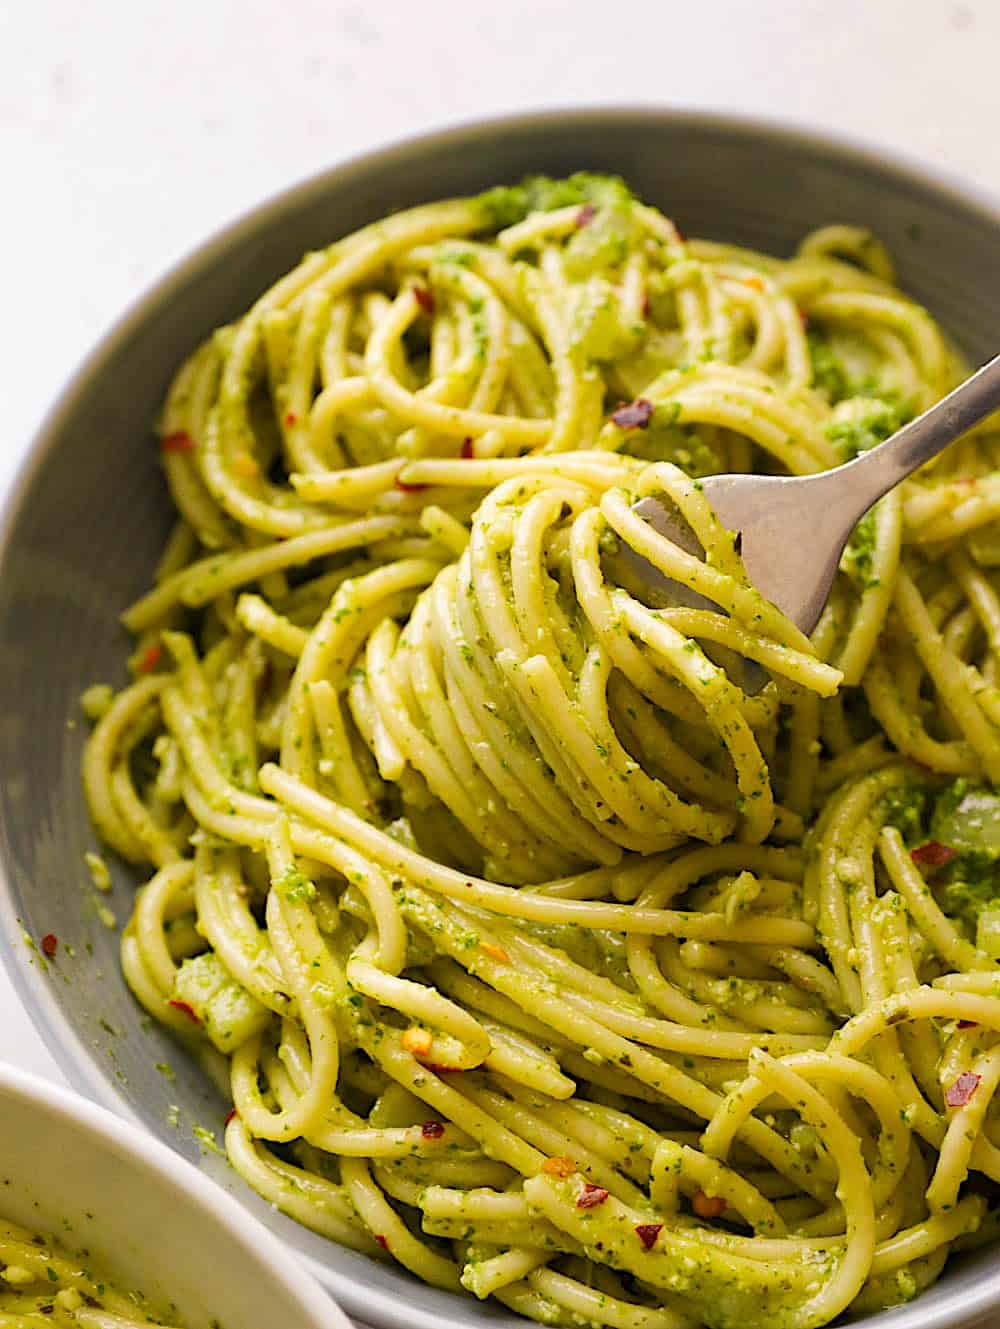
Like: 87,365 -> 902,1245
0,0 -> 998,1292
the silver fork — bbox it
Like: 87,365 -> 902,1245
624,352 -> 1000,653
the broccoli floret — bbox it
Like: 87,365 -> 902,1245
621,406 -> 721,476
827,396 -> 908,460
882,785 -> 928,845
477,172 -> 636,231
809,332 -> 850,403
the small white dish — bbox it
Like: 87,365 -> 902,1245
0,1062 -> 347,1328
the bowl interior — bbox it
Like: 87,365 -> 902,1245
0,1066 -> 344,1328
2,109 -> 1000,1329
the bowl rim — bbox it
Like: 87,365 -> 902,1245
0,1061 -> 345,1328
4,103 -> 1000,1329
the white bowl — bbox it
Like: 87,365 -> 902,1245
0,1062 -> 347,1328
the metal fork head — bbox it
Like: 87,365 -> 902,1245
626,471 -> 861,634
619,472 -> 862,694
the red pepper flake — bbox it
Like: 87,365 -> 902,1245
959,1020 -> 979,1029
137,643 -> 163,674
284,411 -> 297,427
40,933 -> 58,958
575,203 -> 597,229
542,1156 -> 576,1178
395,477 -> 429,494
461,437 -> 475,459
945,1071 -> 981,1108
611,398 -> 654,430
635,1223 -> 663,1251
692,1191 -> 727,1219
168,999 -> 201,1025
373,1233 -> 390,1252
423,1063 -> 462,1074
414,286 -> 435,315
224,1108 -> 238,1126
911,841 -> 956,869
576,1182 -> 610,1209
798,308 -> 810,329
160,431 -> 195,454
640,293 -> 651,319
420,1120 -> 445,1139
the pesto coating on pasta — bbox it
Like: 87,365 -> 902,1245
82,174 -> 1000,1329
0,1216 -> 184,1326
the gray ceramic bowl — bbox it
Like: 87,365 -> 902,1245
2,108 -> 1000,1329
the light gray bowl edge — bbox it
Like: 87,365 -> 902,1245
2,106 -> 1000,1329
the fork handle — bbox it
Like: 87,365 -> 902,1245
835,350 -> 1000,522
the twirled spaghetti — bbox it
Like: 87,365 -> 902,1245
81,174 -> 1000,1328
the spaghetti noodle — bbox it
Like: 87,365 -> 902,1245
0,1217 -> 183,1326
82,174 -> 1000,1327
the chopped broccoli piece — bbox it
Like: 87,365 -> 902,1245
477,172 -> 636,230
827,396 -> 907,461
173,953 -> 271,1053
931,780 -> 1000,854
569,277 -> 642,363
563,204 -> 638,278
882,786 -> 928,845
926,781 -> 1000,931
808,332 -> 850,403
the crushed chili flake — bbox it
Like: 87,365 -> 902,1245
576,1183 -> 610,1209
374,1233 -> 390,1252
284,411 -> 298,426
395,476 -> 429,494
798,308 -> 810,329
224,1108 -> 238,1126
611,398 -> 654,430
640,293 -> 651,319
692,1191 -> 727,1219
414,286 -> 435,315
461,437 -> 475,459
137,643 -> 163,674
424,1063 -> 462,1074
40,933 -> 58,958
575,203 -> 597,229
542,1156 -> 576,1178
958,1020 -> 979,1029
479,941 -> 510,963
420,1120 -> 445,1139
168,999 -> 201,1025
400,1027 -> 433,1055
160,431 -> 195,453
945,1071 -> 981,1108
635,1223 -> 663,1250
911,841 -> 956,869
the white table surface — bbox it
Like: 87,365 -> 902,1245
2,0 -> 1000,1303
